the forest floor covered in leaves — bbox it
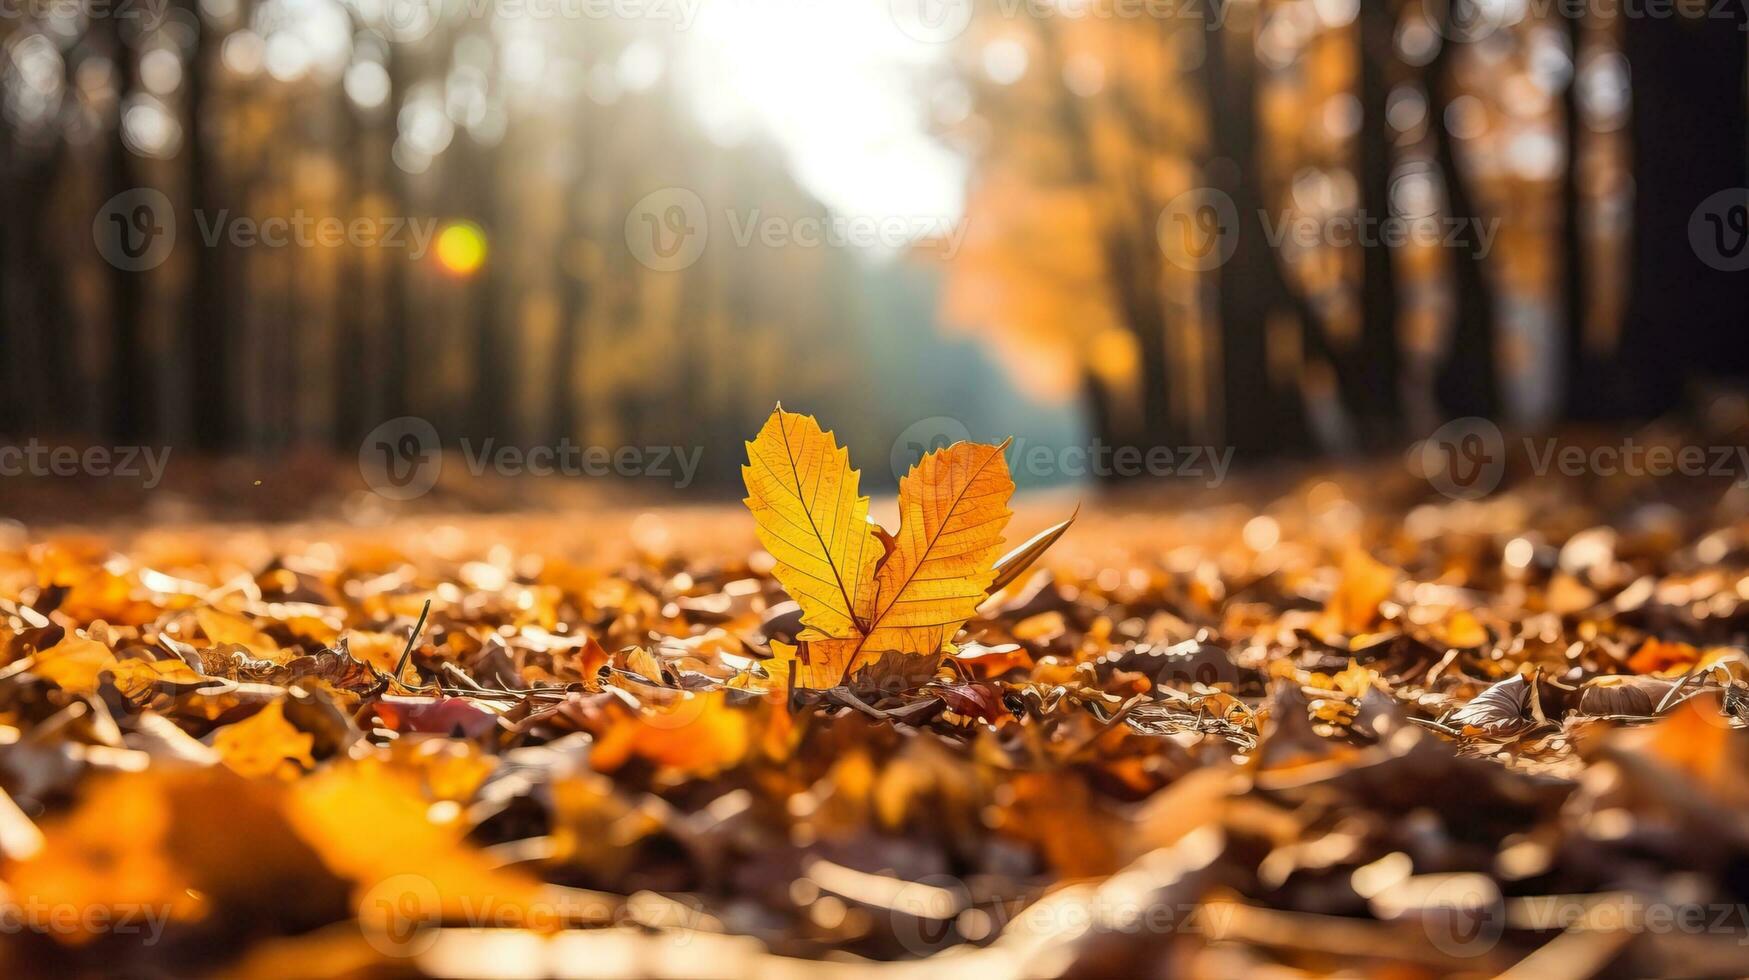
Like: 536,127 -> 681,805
3,453 -> 1749,978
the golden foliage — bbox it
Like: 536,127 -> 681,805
744,407 -> 1014,688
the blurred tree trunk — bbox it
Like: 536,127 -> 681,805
1558,7 -> 1599,420
1204,2 -> 1311,456
104,21 -> 149,442
0,106 -> 17,433
382,44 -> 412,423
335,92 -> 366,447
1617,9 -> 1749,416
464,140 -> 510,443
25,142 -> 80,435
1427,11 -> 1500,420
1352,2 -> 1402,446
184,0 -> 231,450
1035,19 -> 1174,459
548,188 -> 586,444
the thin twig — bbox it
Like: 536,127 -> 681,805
1655,658 -> 1706,714
392,599 -> 432,684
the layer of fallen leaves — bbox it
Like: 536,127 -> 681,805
2,465 -> 1749,977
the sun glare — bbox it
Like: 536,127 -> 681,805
677,0 -> 965,249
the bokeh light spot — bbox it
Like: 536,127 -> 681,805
434,221 -> 487,278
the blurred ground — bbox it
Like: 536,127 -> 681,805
3,438 -> 1749,978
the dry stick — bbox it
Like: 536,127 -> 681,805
1407,715 -> 1464,737
392,598 -> 433,685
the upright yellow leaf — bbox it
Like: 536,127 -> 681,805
743,408 -> 1027,689
742,408 -> 882,642
864,440 -> 1014,660
805,441 -> 1014,682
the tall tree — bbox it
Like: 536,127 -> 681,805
181,0 -> 231,450
1034,19 -> 1175,452
1616,8 -> 1749,416
380,41 -> 413,425
1427,4 -> 1500,420
1352,0 -> 1403,445
0,81 -> 17,435
104,18 -> 150,442
1557,6 -> 1596,420
1203,1 -> 1312,455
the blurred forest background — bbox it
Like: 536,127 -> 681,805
2,0 -> 1747,491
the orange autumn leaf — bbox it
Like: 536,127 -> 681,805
3,774 -> 203,944
196,607 -> 281,658
589,690 -> 750,776
214,701 -> 316,779
1316,549 -> 1398,639
33,635 -> 204,698
1431,608 -> 1490,650
286,758 -> 546,931
344,629 -> 421,685
1628,637 -> 1700,675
